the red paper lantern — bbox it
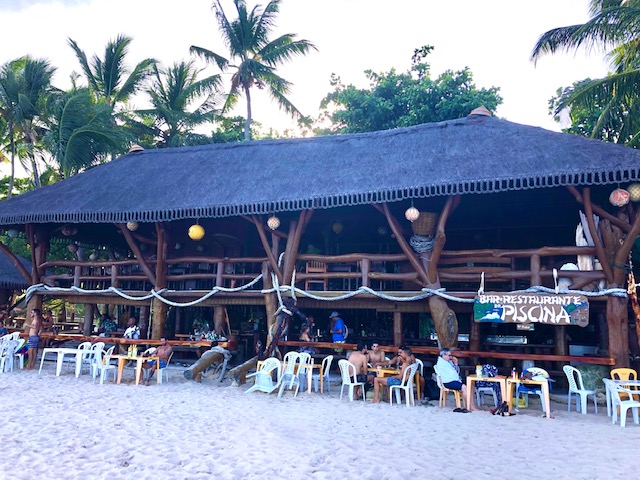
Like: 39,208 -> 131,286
609,188 -> 630,207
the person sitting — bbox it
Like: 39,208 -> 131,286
0,320 -> 7,337
298,324 -> 316,355
123,318 -> 140,339
367,342 -> 386,366
345,342 -> 370,396
436,348 -> 475,411
141,338 -> 173,386
372,346 -> 412,403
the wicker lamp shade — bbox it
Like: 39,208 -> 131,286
267,215 -> 280,230
411,212 -> 438,236
628,183 -> 640,202
126,221 -> 139,231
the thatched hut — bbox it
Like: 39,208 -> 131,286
0,109 -> 639,367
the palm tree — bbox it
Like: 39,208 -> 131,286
0,56 -> 55,191
531,1 -> 640,143
68,34 -> 156,109
134,61 -> 222,148
190,0 -> 316,140
42,88 -> 127,178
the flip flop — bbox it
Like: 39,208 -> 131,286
453,408 -> 463,413
461,408 -> 471,413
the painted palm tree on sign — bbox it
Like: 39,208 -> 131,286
190,0 -> 316,140
68,34 -> 156,109
532,0 -> 640,144
135,61 -> 222,148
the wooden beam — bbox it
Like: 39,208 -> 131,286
283,210 -> 307,284
583,188 -> 614,284
0,238 -> 31,283
381,203 -> 429,285
115,223 -> 156,286
251,215 -> 282,283
567,185 -> 631,233
427,195 -> 459,283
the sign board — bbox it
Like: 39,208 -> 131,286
474,293 -> 589,327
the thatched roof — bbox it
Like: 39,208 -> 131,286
0,252 -> 30,289
1,114 -> 640,225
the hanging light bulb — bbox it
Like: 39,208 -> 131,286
188,223 -> 205,240
89,253 -> 97,261
126,221 -> 139,231
332,221 -> 343,235
405,204 -> 420,222
267,214 -> 280,231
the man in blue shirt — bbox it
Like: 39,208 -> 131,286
329,311 -> 345,342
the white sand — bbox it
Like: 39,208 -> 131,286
1,361 -> 639,480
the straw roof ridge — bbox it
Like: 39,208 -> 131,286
0,115 -> 639,225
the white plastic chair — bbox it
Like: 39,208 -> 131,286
13,338 -> 25,369
278,352 -> 301,398
0,339 -> 17,373
516,367 -> 553,413
338,359 -> 365,402
604,378 -> 640,428
88,342 -> 106,377
93,346 -> 117,384
64,342 -> 91,373
297,352 -> 313,392
144,352 -> 174,384
245,357 -> 282,394
390,363 -> 419,407
563,365 -> 598,414
476,386 -> 499,407
313,355 -> 340,393
433,365 -> 462,408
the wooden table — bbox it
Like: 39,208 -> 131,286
465,374 -> 507,409
111,354 -> 160,385
506,377 -> 551,418
367,366 -> 422,400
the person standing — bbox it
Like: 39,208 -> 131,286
26,309 -> 43,370
329,311 -> 345,343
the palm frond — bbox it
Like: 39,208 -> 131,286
190,46 -> 229,71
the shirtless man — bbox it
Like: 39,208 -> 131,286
372,347 -> 412,403
26,309 -> 43,369
367,343 -> 386,366
41,309 -> 54,347
347,342 -> 370,389
142,338 -> 173,385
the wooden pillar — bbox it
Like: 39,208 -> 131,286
151,299 -> 167,339
361,258 -> 370,288
607,296 -> 630,367
530,254 -> 541,286
262,262 -> 278,347
469,315 -> 481,352
554,326 -> 567,356
139,305 -> 150,339
393,311 -> 403,346
151,223 -> 168,340
175,307 -> 182,335
83,304 -> 94,335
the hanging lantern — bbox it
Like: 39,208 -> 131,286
628,183 -> 640,202
89,253 -> 97,261
332,221 -> 343,235
267,214 -> 280,231
126,221 -> 139,231
188,224 -> 205,241
609,188 -> 630,207
405,206 -> 420,222
61,225 -> 78,236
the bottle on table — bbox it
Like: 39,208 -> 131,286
476,365 -> 483,378
511,367 -> 517,379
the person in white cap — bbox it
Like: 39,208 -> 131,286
329,311 -> 345,343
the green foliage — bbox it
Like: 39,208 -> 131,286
42,88 -> 127,177
135,61 -> 222,148
314,46 -> 502,135
535,1 -> 640,146
191,0 -> 316,140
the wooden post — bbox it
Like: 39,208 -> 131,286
262,262 -> 278,348
361,258 -> 370,288
151,223 -> 168,340
83,304 -> 94,335
393,311 -> 403,346
26,224 -> 49,321
530,254 -> 541,286
608,296 -> 630,367
139,305 -> 150,339
470,314 -> 481,352
151,299 -> 167,339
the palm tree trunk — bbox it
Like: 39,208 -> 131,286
7,125 -> 15,199
244,86 -> 252,141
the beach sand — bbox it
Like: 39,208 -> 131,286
1,361 -> 638,480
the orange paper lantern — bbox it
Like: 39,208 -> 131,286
609,188 -> 630,207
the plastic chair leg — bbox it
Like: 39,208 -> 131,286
580,394 -> 588,415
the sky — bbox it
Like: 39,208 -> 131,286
0,0 -> 610,175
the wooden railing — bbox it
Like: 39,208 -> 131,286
39,246 -> 606,293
